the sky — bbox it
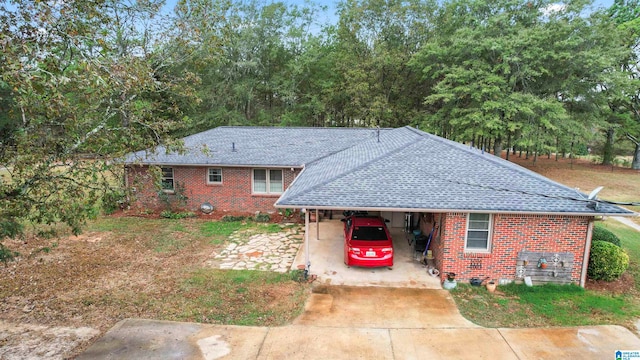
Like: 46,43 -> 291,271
163,0 -> 617,21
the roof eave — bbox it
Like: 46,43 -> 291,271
272,203 -> 636,217
125,162 -> 304,169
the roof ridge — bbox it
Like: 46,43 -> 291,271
406,126 -> 587,199
215,126 -> 394,130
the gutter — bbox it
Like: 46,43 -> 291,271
271,204 -> 636,217
580,220 -> 594,288
124,163 -> 304,169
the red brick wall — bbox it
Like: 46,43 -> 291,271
434,213 -> 591,284
126,165 -> 300,213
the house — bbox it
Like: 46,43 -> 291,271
124,126 -> 635,286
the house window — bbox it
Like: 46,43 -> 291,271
465,213 -> 492,252
207,168 -> 222,184
161,167 -> 174,192
253,169 -> 283,194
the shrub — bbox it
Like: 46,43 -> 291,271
591,225 -> 621,247
588,241 -> 629,281
102,190 -> 127,215
0,243 -> 19,267
254,213 -> 271,222
160,210 -> 196,219
222,215 -> 246,222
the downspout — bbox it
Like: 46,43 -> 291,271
305,209 -> 310,277
580,219 -> 594,288
316,209 -> 319,240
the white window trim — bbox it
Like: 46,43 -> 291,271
252,168 -> 283,194
161,167 -> 175,193
464,213 -> 492,253
207,168 -> 223,185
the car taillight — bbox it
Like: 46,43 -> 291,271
349,247 -> 361,254
381,248 -> 393,252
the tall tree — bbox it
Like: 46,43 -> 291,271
605,0 -> 640,168
0,0 -> 200,238
410,0 -> 624,161
328,0 -> 436,127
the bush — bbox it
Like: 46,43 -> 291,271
102,190 -> 127,215
0,243 -> 19,267
588,241 -> 629,281
592,225 -> 621,247
254,213 -> 271,222
160,210 -> 196,219
222,215 -> 246,222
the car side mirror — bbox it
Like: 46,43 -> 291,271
384,219 -> 390,223
341,218 -> 346,222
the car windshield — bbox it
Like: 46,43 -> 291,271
352,226 -> 388,241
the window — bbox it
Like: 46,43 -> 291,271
465,213 -> 492,252
207,168 -> 222,184
253,169 -> 283,194
161,167 -> 174,192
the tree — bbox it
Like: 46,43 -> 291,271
410,0 -> 625,162
327,0 -> 436,127
605,0 -> 640,169
0,0 -> 201,238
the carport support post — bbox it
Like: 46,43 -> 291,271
305,209 -> 310,275
316,209 -> 319,240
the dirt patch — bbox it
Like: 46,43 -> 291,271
507,154 -> 640,204
0,218 -> 308,359
0,321 -> 99,360
585,272 -> 638,295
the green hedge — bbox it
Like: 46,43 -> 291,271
592,225 -> 621,247
588,241 -> 629,281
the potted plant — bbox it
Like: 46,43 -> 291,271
538,257 -> 548,269
446,272 -> 456,281
486,280 -> 497,293
443,272 -> 457,290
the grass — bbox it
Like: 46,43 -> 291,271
451,282 -> 640,328
176,269 -> 308,325
450,156 -> 640,329
451,216 -> 640,330
1,215 -> 309,338
200,221 -> 286,245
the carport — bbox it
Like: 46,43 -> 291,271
289,208 -> 442,289
275,126 -> 635,287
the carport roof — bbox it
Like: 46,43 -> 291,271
276,127 -> 634,216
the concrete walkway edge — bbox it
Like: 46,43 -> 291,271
78,319 -> 640,359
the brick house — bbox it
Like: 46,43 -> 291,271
124,126 -> 634,286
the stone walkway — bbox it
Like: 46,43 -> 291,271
203,225 -> 304,273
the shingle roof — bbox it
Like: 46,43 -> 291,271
124,126 -> 385,166
124,125 -> 633,215
276,127 -> 633,216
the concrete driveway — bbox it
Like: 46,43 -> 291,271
79,286 -> 640,359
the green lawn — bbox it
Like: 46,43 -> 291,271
451,219 -> 640,329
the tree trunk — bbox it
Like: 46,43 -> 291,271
506,134 -> 511,160
493,137 -> 502,158
628,134 -> 640,170
603,128 -> 615,165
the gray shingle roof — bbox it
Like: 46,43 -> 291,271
124,126 -> 385,166
124,125 -> 633,215
276,127 -> 633,216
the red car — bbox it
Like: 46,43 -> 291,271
343,215 -> 394,268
